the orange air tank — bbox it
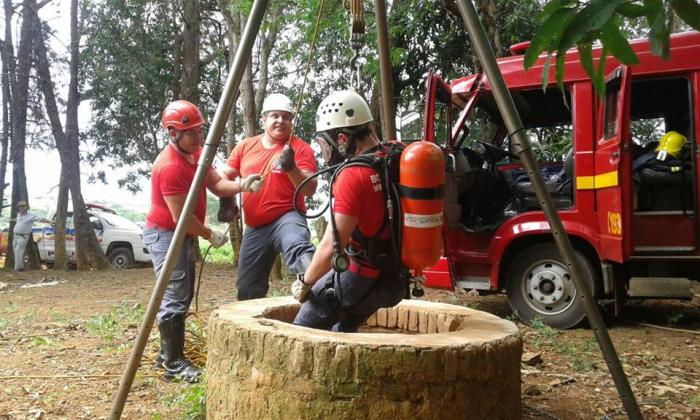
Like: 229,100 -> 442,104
399,141 -> 445,274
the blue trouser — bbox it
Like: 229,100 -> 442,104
12,234 -> 29,271
237,211 -> 315,300
293,257 -> 405,332
142,228 -> 196,323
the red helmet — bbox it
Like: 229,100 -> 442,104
161,100 -> 205,130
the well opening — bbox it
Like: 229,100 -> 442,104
261,303 -> 463,334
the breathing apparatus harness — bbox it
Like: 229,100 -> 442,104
293,141 -> 412,316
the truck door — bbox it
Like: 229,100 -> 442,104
595,66 -> 633,262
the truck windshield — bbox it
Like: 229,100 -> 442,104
98,212 -> 140,230
457,88 -> 573,164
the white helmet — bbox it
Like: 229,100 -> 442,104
315,90 -> 373,132
261,93 -> 295,115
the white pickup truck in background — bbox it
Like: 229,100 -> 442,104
37,204 -> 150,269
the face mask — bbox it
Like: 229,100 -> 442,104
315,136 -> 345,166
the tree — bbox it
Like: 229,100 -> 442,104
4,0 -> 34,270
31,0 -> 109,270
0,0 -> 13,217
524,0 -> 700,96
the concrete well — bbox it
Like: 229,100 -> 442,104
206,297 -> 522,420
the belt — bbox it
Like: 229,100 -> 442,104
348,259 -> 380,278
15,233 -> 29,237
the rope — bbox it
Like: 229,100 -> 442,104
290,0 -> 326,130
636,321 -> 700,335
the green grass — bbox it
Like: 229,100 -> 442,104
163,379 -> 206,419
200,243 -> 234,265
86,302 -> 144,343
530,317 -> 558,348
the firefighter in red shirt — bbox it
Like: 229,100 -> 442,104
292,90 -> 405,332
144,100 -> 259,382
220,93 -> 318,300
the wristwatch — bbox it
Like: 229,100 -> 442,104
297,272 -> 308,285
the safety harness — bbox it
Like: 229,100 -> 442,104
294,142 -> 412,315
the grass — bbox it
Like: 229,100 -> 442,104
86,301 -> 144,343
527,318 -> 599,372
200,243 -> 234,265
0,317 -> 9,331
163,379 -> 206,419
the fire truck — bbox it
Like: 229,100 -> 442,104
418,31 -> 700,329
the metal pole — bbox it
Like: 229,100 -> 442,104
454,1 -> 642,418
107,1 -> 269,418
374,0 -> 397,141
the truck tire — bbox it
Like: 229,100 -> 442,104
108,247 -> 135,269
505,243 -> 598,329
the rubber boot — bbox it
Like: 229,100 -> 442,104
153,346 -> 164,369
158,315 -> 202,383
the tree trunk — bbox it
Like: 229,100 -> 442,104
53,168 -> 69,270
181,0 -> 200,103
67,0 -> 109,269
475,0 -> 503,57
0,0 -> 14,218
5,0 -> 34,270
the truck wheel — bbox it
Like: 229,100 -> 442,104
108,247 -> 134,269
505,243 -> 598,329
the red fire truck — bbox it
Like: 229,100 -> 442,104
418,31 -> 700,329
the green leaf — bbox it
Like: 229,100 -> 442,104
537,0 -> 576,21
617,2 -> 649,18
554,50 -> 570,108
645,0 -> 670,59
558,0 -> 624,52
670,0 -> 700,31
541,53 -> 552,92
600,19 -> 640,65
593,46 -> 608,97
524,7 -> 577,70
577,42 -> 595,81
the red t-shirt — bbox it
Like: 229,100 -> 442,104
333,165 -> 386,237
226,135 -> 317,227
146,144 -> 209,230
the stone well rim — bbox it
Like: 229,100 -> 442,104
210,297 -> 520,349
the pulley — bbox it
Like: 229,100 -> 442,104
349,0 -> 364,90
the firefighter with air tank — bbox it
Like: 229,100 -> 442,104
291,90 -> 445,332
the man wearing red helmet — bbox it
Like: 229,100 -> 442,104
144,99 -> 259,383
219,93 -> 318,301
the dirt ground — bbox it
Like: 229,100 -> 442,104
0,265 -> 698,419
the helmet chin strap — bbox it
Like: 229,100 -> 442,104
171,132 -> 193,155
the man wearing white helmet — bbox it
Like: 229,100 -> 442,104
291,90 -> 405,332
219,93 -> 318,300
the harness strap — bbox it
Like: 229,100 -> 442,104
348,259 -> 380,278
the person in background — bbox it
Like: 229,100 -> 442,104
144,99 -> 258,383
11,200 -> 52,272
292,90 -> 405,332
219,93 -> 317,301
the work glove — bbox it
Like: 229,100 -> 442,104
217,197 -> 238,223
277,144 -> 296,172
240,174 -> 263,193
291,273 -> 312,303
207,230 -> 228,248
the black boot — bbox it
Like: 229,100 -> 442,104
158,315 -> 202,383
153,346 -> 164,369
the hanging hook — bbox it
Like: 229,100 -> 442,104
348,0 -> 364,90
